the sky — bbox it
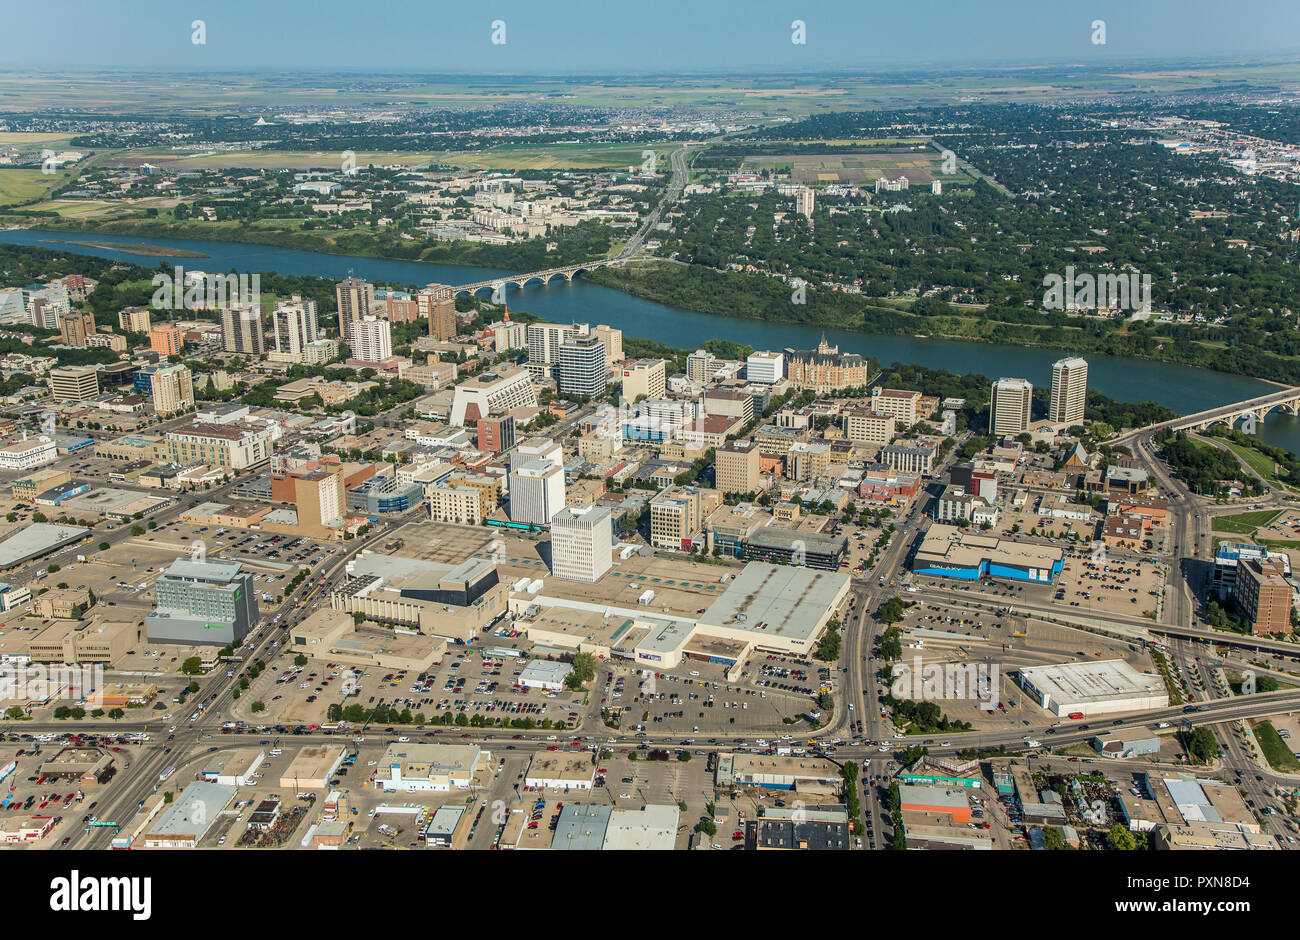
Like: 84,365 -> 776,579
3,0 -> 1300,73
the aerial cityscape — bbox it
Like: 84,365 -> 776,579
2,2 -> 1300,907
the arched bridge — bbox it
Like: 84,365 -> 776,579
1113,385 -> 1300,445
453,259 -> 620,298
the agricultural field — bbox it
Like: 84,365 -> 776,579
104,149 -> 436,171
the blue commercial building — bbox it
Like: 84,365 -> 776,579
346,476 -> 423,514
910,524 -> 1064,584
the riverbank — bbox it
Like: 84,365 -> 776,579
17,215 -> 1300,388
3,215 -> 614,274
585,262 -> 1300,387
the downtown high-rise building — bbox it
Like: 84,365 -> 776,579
1050,357 -> 1088,426
220,304 -> 265,356
989,377 -> 1033,437
557,335 -> 607,398
549,505 -> 613,582
417,283 -> 457,340
351,316 -> 392,364
272,296 -> 320,360
335,276 -> 373,345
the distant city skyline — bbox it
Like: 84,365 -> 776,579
3,0 -> 1300,74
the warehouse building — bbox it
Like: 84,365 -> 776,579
279,746 -> 347,790
714,753 -> 842,792
750,804 -> 851,851
517,659 -> 573,692
898,784 -> 972,824
143,781 -> 236,848
199,748 -> 266,786
1017,659 -> 1168,717
1093,728 -> 1162,758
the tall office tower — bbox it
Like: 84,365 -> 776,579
58,308 -> 94,347
220,304 -> 266,355
549,505 -> 613,582
508,459 -> 566,526
476,414 -> 516,454
686,349 -> 717,384
716,441 -> 761,495
150,363 -> 195,415
796,186 -> 816,217
557,335 -> 607,398
335,276 -> 373,345
1050,357 -> 1088,426
746,351 -> 784,384
417,283 -> 457,340
989,377 -> 1033,436
273,296 -> 320,359
291,467 -> 347,534
118,305 -> 152,334
591,324 -> 623,374
145,558 -> 259,646
526,322 -> 575,366
351,317 -> 392,364
50,365 -> 100,402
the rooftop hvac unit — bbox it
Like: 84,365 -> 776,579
527,579 -> 544,595
513,577 -> 531,592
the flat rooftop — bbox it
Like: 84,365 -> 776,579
698,562 -> 849,643
914,524 -> 1063,574
0,523 -> 89,569
1018,659 -> 1166,704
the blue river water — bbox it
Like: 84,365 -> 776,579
5,227 -> 1298,454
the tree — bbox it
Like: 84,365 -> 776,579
697,819 -> 717,837
98,542 -> 109,551
131,525 -> 145,536
564,652 -> 597,690
877,597 -> 906,625
294,654 -> 308,667
186,681 -> 199,693
1107,823 -> 1137,851
250,701 -> 266,713
1187,726 -> 1218,764
180,657 -> 204,675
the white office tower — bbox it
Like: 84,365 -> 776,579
746,351 -> 785,384
557,335 -> 607,398
796,187 -> 815,217
989,377 -> 1033,436
510,437 -> 564,473
550,505 -> 613,582
509,459 -> 566,526
351,316 -> 392,364
1050,357 -> 1088,426
273,296 -> 320,359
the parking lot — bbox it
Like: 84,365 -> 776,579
232,648 -> 585,730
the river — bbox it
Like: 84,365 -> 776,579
6,227 -> 1300,455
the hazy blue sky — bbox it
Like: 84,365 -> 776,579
4,0 -> 1299,72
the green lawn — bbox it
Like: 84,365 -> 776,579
0,168 -> 71,207
1251,720 -> 1300,773
1222,440 -> 1285,484
1211,508 -> 1283,535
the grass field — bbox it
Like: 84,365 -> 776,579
1211,509 -> 1282,535
436,143 -> 674,171
1251,720 -> 1300,773
0,169 -> 73,207
106,150 -> 437,171
1222,439 -> 1287,485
